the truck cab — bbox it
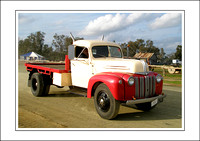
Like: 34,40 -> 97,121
69,40 -> 149,88
25,39 -> 166,120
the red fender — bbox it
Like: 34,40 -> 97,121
87,72 -> 125,101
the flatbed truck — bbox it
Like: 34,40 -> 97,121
25,38 -> 166,119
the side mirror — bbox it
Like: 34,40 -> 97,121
68,45 -> 75,60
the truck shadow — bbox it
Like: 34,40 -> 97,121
116,107 -> 181,121
47,89 -> 182,121
47,92 -> 85,97
47,87 -> 87,97
116,89 -> 182,121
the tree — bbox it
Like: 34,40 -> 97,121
18,31 -> 55,60
42,44 -> 53,58
26,31 -> 45,54
121,39 -> 161,59
175,45 -> 182,61
127,39 -> 145,57
52,34 -> 66,52
145,40 -> 160,57
18,31 -> 85,61
18,39 -> 31,57
52,34 -> 84,61
146,40 -> 154,48
18,31 -> 46,55
120,43 -> 128,57
52,34 -> 73,61
157,48 -> 166,63
164,53 -> 175,65
127,41 -> 137,57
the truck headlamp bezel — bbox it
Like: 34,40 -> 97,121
128,76 -> 134,86
156,74 -> 163,83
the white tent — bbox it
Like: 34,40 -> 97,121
20,52 -> 45,60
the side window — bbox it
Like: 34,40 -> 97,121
75,46 -> 89,59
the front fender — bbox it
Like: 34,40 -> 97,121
87,73 -> 125,101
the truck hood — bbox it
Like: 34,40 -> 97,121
92,58 -> 149,74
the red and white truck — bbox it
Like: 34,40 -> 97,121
25,36 -> 166,119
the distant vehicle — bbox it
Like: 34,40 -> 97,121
172,59 -> 182,67
25,34 -> 166,119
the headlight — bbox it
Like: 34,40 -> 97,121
128,76 -> 134,86
156,74 -> 163,83
119,80 -> 122,84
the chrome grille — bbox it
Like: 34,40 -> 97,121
140,77 -> 144,98
135,76 -> 156,98
145,76 -> 149,97
135,77 -> 139,98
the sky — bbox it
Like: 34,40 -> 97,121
18,12 -> 182,54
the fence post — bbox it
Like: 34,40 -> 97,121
162,66 -> 166,76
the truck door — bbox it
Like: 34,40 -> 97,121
71,47 -> 92,88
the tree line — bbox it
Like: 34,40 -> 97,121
18,31 -> 182,64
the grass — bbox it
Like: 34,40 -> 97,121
153,68 -> 182,86
164,80 -> 182,85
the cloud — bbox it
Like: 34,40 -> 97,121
154,36 -> 182,54
54,20 -> 64,25
19,14 -> 35,24
80,13 -> 150,36
150,13 -> 181,30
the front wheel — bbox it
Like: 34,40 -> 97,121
94,83 -> 120,120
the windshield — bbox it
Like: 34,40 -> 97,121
92,46 -> 122,58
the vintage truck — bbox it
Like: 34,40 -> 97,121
25,37 -> 166,119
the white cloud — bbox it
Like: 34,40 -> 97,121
166,41 -> 181,49
54,20 -> 64,25
155,36 -> 182,54
80,13 -> 150,36
150,13 -> 181,30
19,14 -> 35,24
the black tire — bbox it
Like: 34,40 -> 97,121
43,84 -> 50,96
42,75 -> 51,95
94,83 -> 120,119
136,102 -> 156,111
31,73 -> 49,97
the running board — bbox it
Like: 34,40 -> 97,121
67,86 -> 87,97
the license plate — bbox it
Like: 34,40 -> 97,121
151,98 -> 158,107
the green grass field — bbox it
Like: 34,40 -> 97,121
153,68 -> 182,86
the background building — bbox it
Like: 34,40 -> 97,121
133,52 -> 157,65
20,52 -> 45,61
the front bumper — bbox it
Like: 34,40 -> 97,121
125,94 -> 166,107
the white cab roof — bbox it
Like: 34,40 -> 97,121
73,40 -> 120,48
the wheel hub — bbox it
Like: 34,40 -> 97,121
100,98 -> 104,106
97,92 -> 110,112
32,78 -> 38,91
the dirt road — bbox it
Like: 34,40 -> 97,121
18,62 -> 182,128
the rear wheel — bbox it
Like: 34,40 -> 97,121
43,84 -> 50,96
31,73 -> 50,97
94,83 -> 120,119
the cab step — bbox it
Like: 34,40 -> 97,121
67,86 -> 87,97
